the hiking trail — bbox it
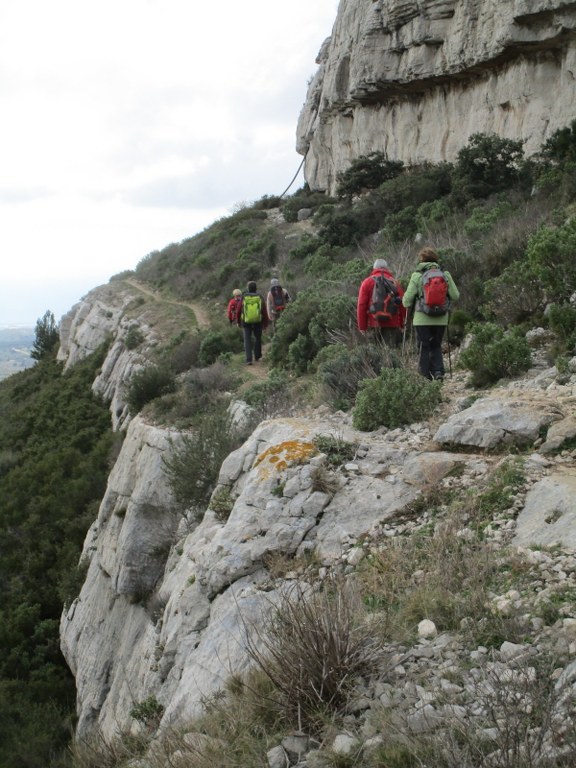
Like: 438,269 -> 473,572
125,278 -> 210,330
126,277 -> 271,382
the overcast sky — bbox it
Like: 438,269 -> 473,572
0,0 -> 339,326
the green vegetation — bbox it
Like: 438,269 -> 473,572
353,368 -> 442,431
0,345 -> 115,766
31,310 -> 60,361
458,322 -> 532,387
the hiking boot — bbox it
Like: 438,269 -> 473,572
246,361 -> 253,366
432,371 -> 444,381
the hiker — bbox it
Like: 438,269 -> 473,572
357,258 -> 406,346
238,281 -> 268,365
227,288 -> 243,325
266,278 -> 291,334
402,246 -> 460,381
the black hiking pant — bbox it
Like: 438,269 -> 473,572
243,322 -> 263,363
415,325 -> 446,380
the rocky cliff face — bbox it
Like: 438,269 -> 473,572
58,279 -> 195,430
60,336 -> 576,743
297,0 -> 576,194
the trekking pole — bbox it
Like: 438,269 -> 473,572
446,318 -> 453,379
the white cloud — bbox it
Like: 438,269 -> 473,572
0,0 -> 338,324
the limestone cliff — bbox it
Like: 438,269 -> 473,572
297,0 -> 576,194
59,344 -> 576,742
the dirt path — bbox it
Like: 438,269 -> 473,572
126,277 -> 271,382
125,278 -> 211,329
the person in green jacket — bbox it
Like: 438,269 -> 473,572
402,247 -> 460,381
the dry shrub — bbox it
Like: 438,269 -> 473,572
68,730 -> 149,768
139,670 -> 283,768
358,513 -> 505,644
244,578 -> 384,730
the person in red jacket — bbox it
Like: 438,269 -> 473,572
357,258 -> 406,346
227,289 -> 243,324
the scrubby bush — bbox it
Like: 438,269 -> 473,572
370,163 -> 453,215
198,327 -> 244,366
126,365 -> 176,413
525,217 -> 576,300
382,205 -> 418,241
269,290 -> 355,372
459,322 -> 532,387
541,119 -> 576,163
482,259 -> 544,326
124,325 -> 145,350
315,342 -> 392,410
241,371 -> 290,416
163,408 -> 245,517
282,190 -> 334,222
548,302 -> 576,353
336,151 -> 404,197
454,133 -> 524,198
353,368 -> 442,431
245,580 -> 382,728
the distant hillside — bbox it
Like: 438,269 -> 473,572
0,326 -> 34,380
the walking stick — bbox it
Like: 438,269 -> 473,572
446,317 -> 453,379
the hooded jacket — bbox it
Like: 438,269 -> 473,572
357,267 -> 406,331
402,261 -> 460,326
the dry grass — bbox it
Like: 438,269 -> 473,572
244,578 -> 385,731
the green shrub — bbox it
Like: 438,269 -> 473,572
126,365 -> 176,413
463,199 -> 515,240
336,151 -> 404,197
313,434 -> 357,467
209,486 -> 235,522
382,205 -> 418,241
459,322 -> 532,387
130,696 -> 164,730
482,259 -> 544,325
269,290 -> 355,372
548,302 -> 576,352
163,408 -> 245,517
353,368 -> 442,431
241,371 -> 289,416
454,133 -> 524,198
370,164 -> 453,215
198,327 -> 244,366
282,190 -> 334,222
541,119 -> 576,163
124,325 -> 145,350
526,217 -> 576,300
315,342 -> 390,410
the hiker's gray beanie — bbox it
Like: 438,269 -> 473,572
373,258 -> 388,269
270,278 -> 280,286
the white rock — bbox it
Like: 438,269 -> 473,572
418,619 -> 438,639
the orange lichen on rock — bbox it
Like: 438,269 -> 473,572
255,440 -> 316,479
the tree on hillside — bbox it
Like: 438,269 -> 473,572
455,133 -> 524,198
31,310 -> 59,361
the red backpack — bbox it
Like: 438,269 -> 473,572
419,268 -> 450,316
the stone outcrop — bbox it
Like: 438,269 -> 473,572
60,356 -> 576,743
297,0 -> 576,194
57,279 -> 193,429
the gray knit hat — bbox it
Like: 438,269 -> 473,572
373,258 -> 388,269
270,278 -> 280,286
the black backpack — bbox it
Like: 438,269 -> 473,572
368,275 -> 400,320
